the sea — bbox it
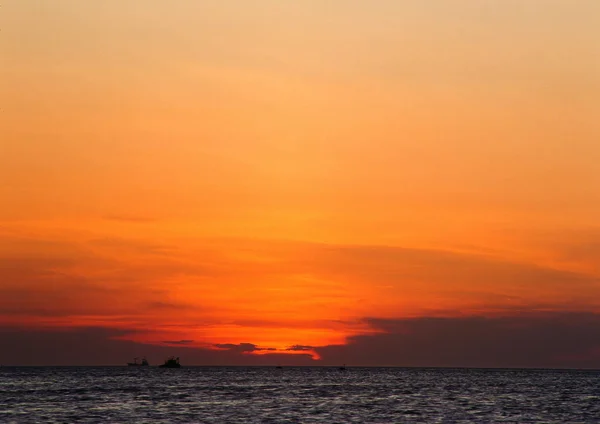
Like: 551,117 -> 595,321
1,366 -> 599,423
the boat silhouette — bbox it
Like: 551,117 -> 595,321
159,356 -> 181,368
127,357 -> 149,366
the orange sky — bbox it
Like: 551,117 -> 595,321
1,1 -> 600,363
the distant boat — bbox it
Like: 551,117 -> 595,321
159,356 -> 181,368
276,365 -> 283,369
339,364 -> 346,371
127,357 -> 149,367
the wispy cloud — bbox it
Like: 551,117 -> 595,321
147,301 -> 194,311
103,215 -> 157,223
214,343 -> 271,353
162,339 -> 195,345
286,344 -> 314,351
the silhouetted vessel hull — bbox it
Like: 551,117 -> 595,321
159,357 -> 181,368
127,357 -> 149,366
159,363 -> 181,368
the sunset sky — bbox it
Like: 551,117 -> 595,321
1,1 -> 600,367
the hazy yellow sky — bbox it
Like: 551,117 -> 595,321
1,1 -> 600,362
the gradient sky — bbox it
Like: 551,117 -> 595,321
1,1 -> 600,366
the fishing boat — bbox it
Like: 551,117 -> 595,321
127,357 -> 149,366
159,356 -> 181,368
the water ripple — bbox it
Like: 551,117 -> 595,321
1,367 -> 599,423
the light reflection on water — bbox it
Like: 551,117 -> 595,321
1,367 -> 599,423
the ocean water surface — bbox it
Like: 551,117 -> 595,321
1,366 -> 599,423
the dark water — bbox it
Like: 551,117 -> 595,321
1,367 -> 600,423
